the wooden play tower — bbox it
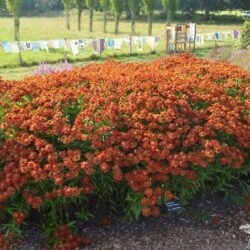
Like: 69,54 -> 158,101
166,23 -> 196,53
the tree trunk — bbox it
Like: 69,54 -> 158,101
115,14 -> 120,35
78,9 -> 82,31
167,11 -> 172,24
66,5 -> 70,30
131,12 -> 136,35
204,8 -> 210,21
14,16 -> 23,66
89,10 -> 93,32
126,5 -> 131,20
14,17 -> 20,41
148,13 -> 153,36
103,10 -> 107,33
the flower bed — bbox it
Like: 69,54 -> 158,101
0,54 -> 249,249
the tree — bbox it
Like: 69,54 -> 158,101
199,0 -> 228,21
0,0 -> 4,10
62,0 -> 73,30
161,0 -> 177,24
20,0 -> 63,14
86,0 -> 95,32
99,0 -> 110,33
199,0 -> 210,20
5,0 -> 23,65
75,0 -> 84,31
241,20 -> 250,49
230,0 -> 250,10
128,0 -> 140,35
178,0 -> 199,17
142,0 -> 155,35
111,0 -> 123,35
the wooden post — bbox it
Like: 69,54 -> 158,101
149,36 -> 152,53
64,37 -> 68,61
129,34 -> 133,54
99,39 -> 102,57
16,41 -> 23,65
166,26 -> 169,53
193,24 -> 196,52
174,25 -> 177,52
184,24 -> 187,51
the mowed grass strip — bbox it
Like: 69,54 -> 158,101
0,11 -> 243,79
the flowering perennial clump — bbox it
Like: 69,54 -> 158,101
33,60 -> 73,75
0,54 -> 249,249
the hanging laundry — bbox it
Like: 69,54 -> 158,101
92,40 -> 99,54
58,39 -> 67,50
91,39 -> 105,55
47,40 -> 59,49
196,35 -> 201,45
114,39 -> 123,50
69,40 -> 79,55
133,36 -> 139,45
65,39 -> 72,51
19,42 -> 25,51
147,37 -> 156,51
10,42 -> 20,53
200,35 -> 205,46
78,39 -> 86,54
54,40 -> 60,49
170,27 -> 176,42
214,32 -> 221,40
49,40 -> 60,49
189,23 -> 196,42
169,43 -> 175,52
137,37 -> 143,52
106,38 -> 115,49
155,36 -> 160,43
142,37 -> 147,44
32,42 -> 40,52
38,41 -> 49,52
25,42 -> 33,51
187,34 -> 194,42
85,39 -> 93,47
99,38 -> 105,53
195,34 -> 204,46
2,42 -> 11,53
123,37 -> 130,46
233,30 -> 239,39
79,40 -> 85,49
123,37 -> 131,51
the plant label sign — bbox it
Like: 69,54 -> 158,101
239,224 -> 250,249
165,201 -> 181,212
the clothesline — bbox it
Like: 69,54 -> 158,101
0,29 -> 241,55
0,35 -> 162,55
195,30 -> 240,46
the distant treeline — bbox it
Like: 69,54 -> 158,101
0,0 -> 249,16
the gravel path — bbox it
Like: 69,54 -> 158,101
13,195 -> 250,250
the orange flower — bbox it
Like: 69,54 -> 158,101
12,211 -> 26,225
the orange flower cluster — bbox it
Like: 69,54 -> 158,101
52,225 -> 92,250
0,54 -> 249,247
12,211 -> 26,225
0,234 -> 9,250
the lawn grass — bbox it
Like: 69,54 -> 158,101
0,51 -> 168,80
0,10 -> 244,79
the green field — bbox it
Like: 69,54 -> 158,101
0,10 -> 244,79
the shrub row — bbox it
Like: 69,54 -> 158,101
0,54 -> 249,249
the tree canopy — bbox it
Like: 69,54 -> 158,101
1,0 -> 250,16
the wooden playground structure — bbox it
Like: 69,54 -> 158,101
166,23 -> 196,53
